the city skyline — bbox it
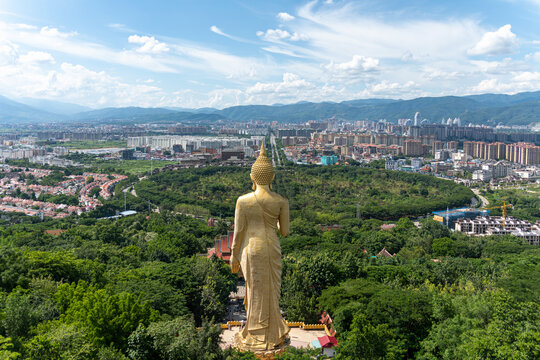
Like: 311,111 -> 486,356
1,0 -> 540,109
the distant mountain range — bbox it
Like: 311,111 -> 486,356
17,98 -> 92,115
1,91 -> 540,126
0,95 -> 64,123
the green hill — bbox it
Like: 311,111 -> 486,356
134,165 -> 474,221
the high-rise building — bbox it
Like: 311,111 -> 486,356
403,139 -> 423,156
447,141 -> 459,151
432,141 -> 444,154
463,141 -> 474,157
506,142 -> 540,165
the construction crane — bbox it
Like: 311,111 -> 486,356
482,201 -> 513,227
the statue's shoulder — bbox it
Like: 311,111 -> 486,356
271,192 -> 288,204
237,192 -> 255,204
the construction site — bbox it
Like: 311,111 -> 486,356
433,203 -> 540,245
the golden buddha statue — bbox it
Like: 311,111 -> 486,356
230,143 -> 290,355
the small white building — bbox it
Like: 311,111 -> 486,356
472,169 -> 492,182
411,158 -> 423,169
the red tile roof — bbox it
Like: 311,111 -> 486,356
318,335 -> 338,348
377,248 -> 394,257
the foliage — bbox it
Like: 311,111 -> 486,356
127,317 -> 225,360
136,166 -> 473,220
37,193 -> 79,206
336,313 -> 403,360
0,335 -> 20,359
483,186 -> 540,221
0,162 -> 539,359
276,346 -> 325,359
57,281 -> 158,350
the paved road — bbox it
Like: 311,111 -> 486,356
270,134 -> 281,167
226,285 -> 246,322
472,188 -> 489,208
122,183 -> 138,198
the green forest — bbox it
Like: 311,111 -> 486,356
278,216 -> 539,359
0,213 -> 250,359
135,166 -> 474,221
482,185 -> 540,221
0,165 -> 538,359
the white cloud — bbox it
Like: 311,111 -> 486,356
367,80 -> 419,96
468,24 -> 518,56
232,72 -> 345,105
14,24 -> 37,30
513,71 -> 540,82
175,73 -> 345,108
421,67 -> 461,81
167,43 -> 264,79
247,73 -> 314,95
1,4 -> 537,109
210,25 -> 226,37
277,12 -> 295,22
326,55 -> 379,74
470,71 -> 540,94
0,40 -> 18,65
107,23 -> 136,32
470,57 -> 528,74
128,34 -> 169,54
0,57 -> 164,107
261,46 -> 306,58
292,2 -> 484,61
400,50 -> 415,62
2,21 -> 263,78
257,29 -> 289,41
40,26 -> 75,38
0,21 -> 176,72
290,32 -> 309,41
18,51 -> 55,65
209,25 -> 255,44
257,28 -> 308,42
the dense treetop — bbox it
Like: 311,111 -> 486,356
135,166 -> 474,221
0,163 -> 538,359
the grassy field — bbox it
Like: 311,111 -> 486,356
37,140 -> 128,149
85,159 -> 178,175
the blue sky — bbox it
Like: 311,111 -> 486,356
0,0 -> 539,109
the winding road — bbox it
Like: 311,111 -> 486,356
472,188 -> 489,208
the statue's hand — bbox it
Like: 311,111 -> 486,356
230,256 -> 240,274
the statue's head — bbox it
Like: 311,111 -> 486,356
251,143 -> 275,189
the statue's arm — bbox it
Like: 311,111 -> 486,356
230,199 -> 245,274
278,198 -> 290,237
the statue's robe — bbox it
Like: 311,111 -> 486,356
232,191 -> 289,350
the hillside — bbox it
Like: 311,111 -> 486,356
17,98 -> 92,115
134,165 -> 474,220
214,94 -> 540,125
0,95 -> 65,123
71,107 -> 228,124
2,91 -> 540,125
213,92 -> 540,124
461,99 -> 540,126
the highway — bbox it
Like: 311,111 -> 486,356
270,134 -> 281,167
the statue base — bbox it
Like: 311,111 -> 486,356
233,332 -> 290,360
